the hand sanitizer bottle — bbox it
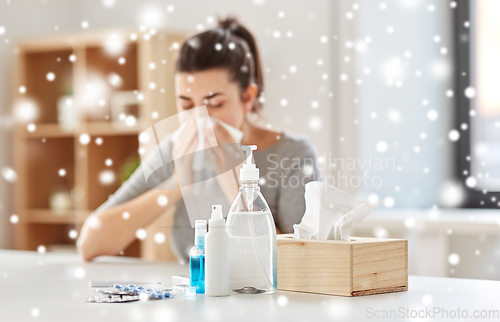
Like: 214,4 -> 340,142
190,220 -> 206,294
205,205 -> 230,297
226,145 -> 277,294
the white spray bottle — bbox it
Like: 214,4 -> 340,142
205,205 -> 230,296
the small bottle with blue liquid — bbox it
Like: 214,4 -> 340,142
190,220 -> 206,294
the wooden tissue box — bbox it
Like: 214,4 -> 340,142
277,234 -> 408,297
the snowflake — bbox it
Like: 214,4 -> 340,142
79,133 -> 90,145
465,176 -> 477,188
10,214 -> 19,224
427,110 -> 438,121
277,295 -> 288,306
1,167 -> 17,182
69,230 -> 78,239
27,123 -> 36,132
74,268 -> 86,279
384,197 -> 395,208
136,229 -> 147,240
448,130 -> 460,141
99,170 -> 115,185
448,253 -> 460,265
404,217 -> 415,228
464,87 -> 476,98
46,72 -> 56,82
376,141 -> 388,152
154,232 -> 166,244
157,195 -> 168,207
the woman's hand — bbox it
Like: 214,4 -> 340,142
78,187 -> 182,262
172,118 -> 199,189
204,118 -> 244,202
203,119 -> 234,172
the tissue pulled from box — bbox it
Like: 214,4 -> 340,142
138,105 -> 246,190
170,115 -> 244,173
170,115 -> 244,146
293,181 -> 382,241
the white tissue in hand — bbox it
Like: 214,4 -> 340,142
170,116 -> 243,144
293,181 -> 381,241
170,116 -> 243,172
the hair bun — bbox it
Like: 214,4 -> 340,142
217,16 -> 241,33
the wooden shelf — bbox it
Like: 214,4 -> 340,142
85,122 -> 145,135
22,123 -> 74,138
13,29 -> 185,256
25,137 -> 75,209
87,134 -> 139,210
23,49 -> 74,124
24,209 -> 89,224
22,122 -> 145,138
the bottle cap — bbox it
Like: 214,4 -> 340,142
240,145 -> 259,181
194,220 -> 207,246
209,205 -> 225,228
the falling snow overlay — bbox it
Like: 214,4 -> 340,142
0,1 -> 498,308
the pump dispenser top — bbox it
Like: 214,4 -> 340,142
209,205 -> 224,228
194,220 -> 207,247
240,145 -> 258,181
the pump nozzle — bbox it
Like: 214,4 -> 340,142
194,220 -> 207,247
209,205 -> 225,228
210,205 -> 223,220
241,145 -> 257,165
240,145 -> 259,181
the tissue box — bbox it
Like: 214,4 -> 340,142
277,234 -> 408,296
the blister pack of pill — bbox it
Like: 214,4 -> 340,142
88,284 -> 172,303
88,294 -> 140,303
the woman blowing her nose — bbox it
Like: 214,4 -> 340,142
77,17 -> 321,263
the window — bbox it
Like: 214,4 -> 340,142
454,0 -> 500,207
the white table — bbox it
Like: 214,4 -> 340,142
1,250 -> 499,322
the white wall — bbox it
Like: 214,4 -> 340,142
353,0 -> 455,207
0,0 -> 334,248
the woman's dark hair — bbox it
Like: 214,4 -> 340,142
176,16 -> 264,113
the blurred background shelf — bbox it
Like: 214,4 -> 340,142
24,209 -> 90,224
22,123 -> 75,138
21,122 -> 147,138
13,30 -> 185,258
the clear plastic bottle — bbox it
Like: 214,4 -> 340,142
226,145 -> 277,294
189,220 -> 206,294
